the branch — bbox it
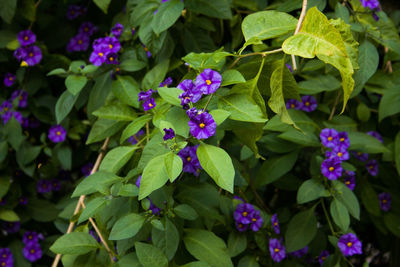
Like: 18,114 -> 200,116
291,0 -> 308,70
51,137 -> 110,267
228,48 -> 283,69
328,91 -> 341,120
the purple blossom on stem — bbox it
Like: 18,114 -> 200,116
300,95 -> 317,112
135,176 -> 142,188
271,213 -> 280,234
249,210 -> 263,231
2,111 -> 23,125
360,0 -> 380,10
234,203 -> 255,224
4,73 -> 15,87
23,231 -> 44,246
138,89 -> 153,102
163,128 -> 175,141
48,125 -> 67,143
67,33 -> 90,52
0,248 -> 13,267
14,47 -> 27,61
195,69 -> 222,95
338,233 -> 362,256
19,45 -> 42,66
23,242 -> 42,262
286,99 -> 303,110
269,238 -> 286,262
326,145 -> 349,161
0,101 -> 12,113
352,151 -> 369,162
111,23 -> 124,38
367,131 -> 383,143
66,5 -> 86,20
178,79 -> 202,105
338,132 -> 350,149
1,221 -> 20,234
11,89 -> 28,108
159,77 -> 173,87
143,98 -> 156,111
37,179 -> 52,193
188,111 -> 217,140
149,199 -> 161,215
143,45 -> 151,58
78,22 -> 98,36
343,171 -> 356,191
128,130 -> 144,145
81,163 -> 94,177
285,63 -> 293,73
235,221 -> 249,232
105,52 -> 119,64
178,145 -> 202,176
89,230 -> 101,242
19,196 -> 28,205
378,192 -> 391,212
318,250 -> 330,266
290,246 -> 309,258
17,30 -> 36,46
51,179 -> 62,191
321,157 -> 342,180
320,128 -> 339,148
366,159 -> 378,176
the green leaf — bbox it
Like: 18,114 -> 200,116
152,218 -> 179,260
93,0 -> 111,13
0,176 -> 10,198
282,7 -> 354,112
227,232 -> 247,257
72,171 -> 123,197
151,0 -> 184,35
47,68 -> 67,76
120,114 -> 152,144
285,207 -> 318,252
26,199 -> 59,222
55,145 -> 72,170
356,102 -> 370,122
4,117 -> 25,150
78,197 -> 107,224
65,75 -> 87,95
87,72 -> 113,120
135,242 -> 168,267
395,132 -> 400,176
99,146 -> 138,174
242,11 -> 297,42
221,70 -> 246,86
196,143 -> 235,193
93,104 -> 137,121
330,199 -> 350,232
238,256 -> 260,267
0,209 -> 19,222
379,86 -> 400,121
233,122 -> 264,157
184,229 -> 233,267
158,87 -> 182,106
55,90 -> 79,123
184,0 -> 232,19
332,180 -> 360,220
50,232 -> 99,255
348,132 -> 389,154
297,179 -> 329,204
173,204 -> 198,220
0,0 -> 17,24
86,119 -> 125,145
116,253 -> 142,267
384,213 -> 400,237
218,94 -> 267,123
298,75 -> 341,95
120,59 -> 147,72
109,213 -> 145,240
139,153 -> 170,200
16,143 -> 41,166
182,48 -> 230,71
255,151 -> 298,187
164,152 -> 183,182
112,76 -> 140,108
359,180 -> 381,217
142,60 -> 169,90
209,109 -> 230,125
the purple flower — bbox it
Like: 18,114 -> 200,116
372,13 -> 380,21
320,128 -> 339,148
89,49 -> 107,66
67,33 -> 90,52
159,77 -> 173,88
149,199 -> 161,215
178,145 -> 202,176
20,45 -> 42,66
195,69 -> 222,95
66,5 -> 86,20
51,179 -> 62,191
2,111 -> 23,125
23,242 -> 42,262
326,145 -> 349,161
17,30 -> 36,46
127,130 -> 145,145
14,47 -> 27,61
105,53 -> 119,64
366,159 -> 378,176
360,0 -> 380,10
285,63 -> 293,73
235,221 -> 249,232
37,179 -> 52,193
234,203 -> 255,224
290,246 -> 308,258
111,23 -> 124,38
143,45 -> 151,58
48,125 -> 67,143
19,196 -> 28,205
286,99 -> 303,110
321,157 -> 342,180
178,79 -> 202,104
338,233 -> 362,256
131,27 -> 136,36
143,98 -> 156,111
367,131 -> 383,143
0,248 -> 13,267
271,213 -> 280,234
318,250 -> 330,266
0,100 -> 12,113
1,221 -> 20,234
81,163 -> 94,177
163,128 -> 175,141
23,231 -> 44,245
250,210 -> 263,231
300,96 -> 317,112
89,37 -> 121,66
89,230 -> 101,242
338,132 -> 350,149
352,151 -> 369,161
233,196 -> 244,202
78,22 -> 98,36
135,176 -> 142,188
269,238 -> 286,262
378,192 -> 391,212
138,89 -> 154,102
188,111 -> 217,140
343,171 -> 356,190
4,73 -> 15,87
11,89 -> 28,108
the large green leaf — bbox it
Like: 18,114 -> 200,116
135,242 -> 168,267
359,180 -> 381,217
93,104 -> 137,121
379,86 -> 400,122
99,146 -> 138,174
112,76 -> 140,108
78,197 -> 107,224
184,0 -> 232,19
330,198 -> 350,232
65,75 -> 87,95
347,132 -> 389,154
218,94 -> 267,123
285,207 -> 317,252
184,229 -> 233,267
395,131 -> 400,176
93,0 -> 111,13
151,0 -> 184,35
182,49 -> 230,71
158,87 -> 182,106
0,0 -> 17,24
164,152 -> 183,182
282,7 -> 354,112
142,60 -> 169,90
109,213 -> 145,240
242,11 -> 297,42
50,232 -> 99,255
72,171 -> 123,197
55,90 -> 79,123
0,209 -> 19,222
120,114 -> 152,144
152,218 -> 179,260
139,153 -> 170,200
297,179 -> 329,204
332,180 -> 360,220
196,143 -> 235,193
221,70 -> 246,86
86,119 -> 125,145
227,232 -> 247,257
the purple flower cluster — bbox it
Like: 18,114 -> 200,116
67,22 -> 98,52
320,128 -> 351,180
4,73 -> 15,87
66,5 -> 87,20
318,250 -> 330,266
233,203 -> 263,232
128,129 -> 145,144
159,77 -> 173,88
343,170 -> 356,190
187,108 -> 216,140
48,125 -> 67,143
37,179 -> 61,194
138,89 -> 156,111
1,221 -> 20,234
178,79 -> 202,107
178,145 -> 202,176
111,23 -> 124,38
11,90 -> 28,108
360,0 -> 380,10
135,176 -> 161,214
89,36 -> 121,66
269,238 -> 286,262
0,248 -> 13,267
271,213 -> 280,234
286,95 -> 317,112
338,233 -> 362,256
365,159 -> 378,176
14,30 -> 42,66
163,128 -> 175,141
350,131 -> 381,176
378,192 -> 391,212
22,231 -> 44,262
1,93 -> 28,125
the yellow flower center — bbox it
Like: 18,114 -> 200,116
2,262 -> 5,266
357,152 -> 362,155
29,53 -> 34,57
274,248 -> 280,253
144,47 -> 149,52
30,249 -> 35,254
19,95 -> 23,100
187,157 -> 191,162
238,223 -> 243,228
116,67 -> 120,72
2,254 -> 6,258
274,222 -> 278,226
199,123 -> 205,128
205,79 -> 212,85
78,40 -> 83,44
382,199 -> 387,203
109,57 -> 114,61
329,167 -> 334,172
9,77 -> 13,81
56,131 -> 61,136
305,101 -> 310,106
148,103 -> 153,107
345,181 -> 350,185
3,107 -> 8,112
369,165 -> 373,169
347,242 -> 352,247
340,138 -> 345,142
24,36 -> 29,40
327,136 -> 333,141
252,218 -> 257,222
109,44 -> 113,49
321,256 -> 326,260
337,152 -> 343,157
291,104 -> 295,108
98,52 -> 104,57
84,27 -> 89,32
21,61 -> 29,67
242,211 -> 248,217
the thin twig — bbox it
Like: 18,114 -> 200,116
51,138 -> 110,267
321,199 -> 336,236
145,121 -> 150,143
384,47 -> 393,73
291,0 -> 308,70
328,92 -> 341,120
228,48 -> 283,69
250,184 -> 271,213
202,94 -> 214,112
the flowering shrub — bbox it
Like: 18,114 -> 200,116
0,0 -> 400,266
